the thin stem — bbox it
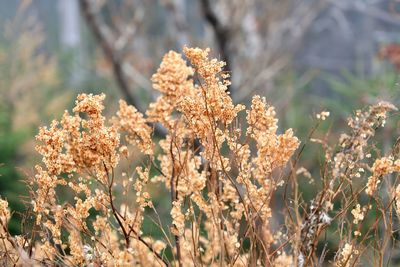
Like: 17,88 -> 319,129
169,132 -> 183,267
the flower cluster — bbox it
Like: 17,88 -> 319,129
335,243 -> 358,267
366,156 -> 400,195
115,100 -> 153,155
351,204 -> 366,224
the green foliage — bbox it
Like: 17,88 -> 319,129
0,103 -> 28,234
323,70 -> 400,116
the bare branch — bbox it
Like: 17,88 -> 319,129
199,0 -> 233,94
79,0 -> 141,109
79,0 -> 167,137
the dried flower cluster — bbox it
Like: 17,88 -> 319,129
366,156 -> 400,195
335,243 -> 358,267
0,47 -> 400,266
316,110 -> 330,121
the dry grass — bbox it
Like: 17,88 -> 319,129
1,47 -> 400,266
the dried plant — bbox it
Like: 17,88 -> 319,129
0,47 -> 400,266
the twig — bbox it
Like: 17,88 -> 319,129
102,162 -> 130,248
127,224 -> 170,267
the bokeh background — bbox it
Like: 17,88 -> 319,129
1,0 -> 400,239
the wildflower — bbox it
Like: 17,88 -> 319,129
366,157 -> 396,195
321,212 -> 332,224
0,198 -> 10,221
6,46 -> 397,266
394,184 -> 400,218
115,100 -> 153,155
335,243 -> 358,267
351,204 -> 365,224
316,110 -> 330,120
171,200 -> 185,236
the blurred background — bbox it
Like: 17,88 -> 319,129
1,0 -> 400,237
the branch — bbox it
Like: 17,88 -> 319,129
79,0 -> 167,137
79,0 -> 140,108
199,0 -> 233,94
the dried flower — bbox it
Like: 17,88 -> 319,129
335,243 -> 358,267
351,204 -> 365,224
316,110 -> 330,120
